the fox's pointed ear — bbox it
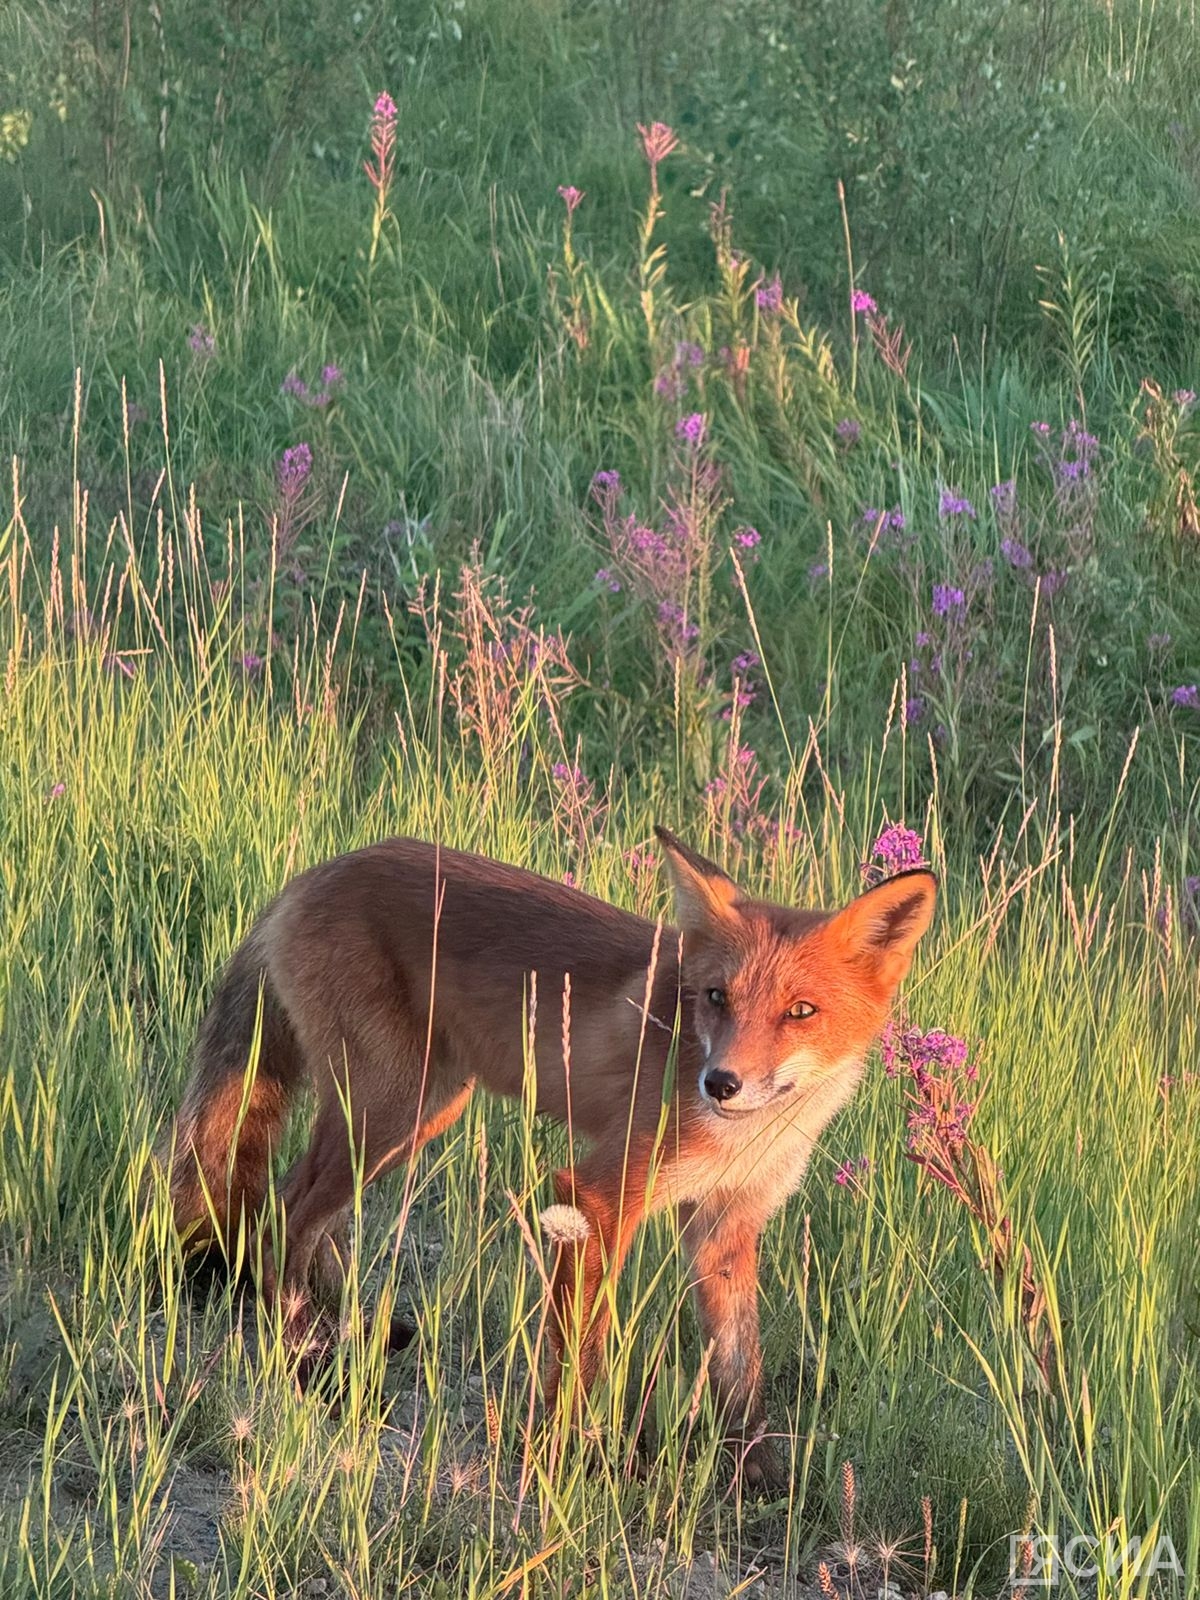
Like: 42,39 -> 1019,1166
654,826 -> 741,933
829,870 -> 937,993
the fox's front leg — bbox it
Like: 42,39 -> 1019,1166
544,1161 -> 645,1421
684,1204 -> 787,1489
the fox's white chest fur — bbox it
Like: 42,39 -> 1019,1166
654,1056 -> 864,1217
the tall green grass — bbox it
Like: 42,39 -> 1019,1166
1,441 -> 1197,1597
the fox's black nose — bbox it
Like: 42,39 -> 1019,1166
704,1068 -> 742,1103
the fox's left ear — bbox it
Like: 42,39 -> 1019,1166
830,870 -> 938,992
654,825 -> 741,934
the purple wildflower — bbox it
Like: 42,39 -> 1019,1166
851,289 -> 877,315
188,324 -> 216,359
990,479 -> 1016,515
1040,570 -> 1068,597
48,782 -> 66,800
321,364 -> 343,388
756,274 -> 784,314
834,1155 -> 871,1189
557,184 -> 584,215
675,412 -> 706,448
595,567 -> 622,592
931,583 -> 966,617
867,823 -> 928,881
1000,536 -> 1033,570
939,489 -> 976,520
657,599 -> 700,646
1174,389 -> 1196,411
1030,421 -> 1051,437
1170,684 -> 1200,709
592,469 -> 621,494
677,340 -> 705,367
239,651 -> 263,676
808,561 -> 829,584
733,526 -> 761,549
904,696 -> 925,727
281,371 -> 309,399
732,650 -> 760,675
835,418 -> 861,446
277,443 -> 313,495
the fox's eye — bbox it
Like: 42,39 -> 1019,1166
706,988 -> 727,1009
785,1001 -> 817,1021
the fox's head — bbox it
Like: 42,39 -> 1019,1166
655,827 -> 937,1119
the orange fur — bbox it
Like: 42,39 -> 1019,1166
160,831 -> 935,1482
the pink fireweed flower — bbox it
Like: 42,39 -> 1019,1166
675,412 -> 706,448
863,823 -> 928,884
755,273 -> 783,314
277,443 -> 312,496
364,91 -> 398,255
637,121 -> 679,170
850,289 -> 877,315
834,1155 -> 871,1189
733,526 -> 761,549
48,782 -> 66,800
557,184 -> 584,215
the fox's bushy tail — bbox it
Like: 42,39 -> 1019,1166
160,927 -> 305,1257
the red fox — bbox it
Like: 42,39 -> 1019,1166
163,830 -> 935,1484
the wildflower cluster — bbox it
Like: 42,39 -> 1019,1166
703,742 -> 802,857
653,339 -> 705,404
274,443 -> 313,557
364,91 -> 398,270
882,1002 -> 1059,1395
588,421 -> 728,662
1030,417 -> 1101,563
280,364 -> 344,409
862,823 -> 928,885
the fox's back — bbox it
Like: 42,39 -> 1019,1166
263,838 -> 685,1127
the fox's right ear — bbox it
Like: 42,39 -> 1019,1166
654,826 -> 741,934
830,869 -> 938,993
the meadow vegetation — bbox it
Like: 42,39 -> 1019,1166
1,0 -> 1199,1595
